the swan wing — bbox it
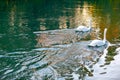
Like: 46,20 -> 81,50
88,40 -> 105,47
76,26 -> 89,32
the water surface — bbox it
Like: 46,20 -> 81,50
0,0 -> 120,80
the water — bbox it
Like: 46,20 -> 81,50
0,0 -> 120,80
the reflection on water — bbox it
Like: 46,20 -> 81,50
0,0 -> 120,80
86,46 -> 120,80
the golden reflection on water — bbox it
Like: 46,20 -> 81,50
73,2 -> 94,28
35,1 -> 120,44
72,1 -> 120,42
6,0 -> 120,43
59,16 -> 67,29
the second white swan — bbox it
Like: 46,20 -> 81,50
88,28 -> 108,47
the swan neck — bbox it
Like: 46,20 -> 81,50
89,19 -> 92,29
103,28 -> 107,41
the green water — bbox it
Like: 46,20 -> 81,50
0,0 -> 120,80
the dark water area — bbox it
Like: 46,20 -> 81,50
0,0 -> 120,80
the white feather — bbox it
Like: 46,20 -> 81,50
88,28 -> 108,47
75,18 -> 92,33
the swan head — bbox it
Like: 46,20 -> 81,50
104,28 -> 107,33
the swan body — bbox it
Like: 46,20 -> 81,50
88,28 -> 108,47
75,26 -> 91,32
75,19 -> 92,33
88,39 -> 107,47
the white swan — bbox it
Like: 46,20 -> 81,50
88,28 -> 108,47
75,19 -> 92,33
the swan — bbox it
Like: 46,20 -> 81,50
75,19 -> 92,33
88,28 -> 108,47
